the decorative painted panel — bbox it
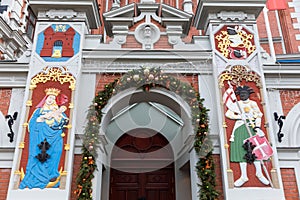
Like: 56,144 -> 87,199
215,25 -> 256,60
14,66 -> 75,189
219,65 -> 277,188
36,24 -> 80,62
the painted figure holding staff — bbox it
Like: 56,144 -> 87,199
223,83 -> 273,187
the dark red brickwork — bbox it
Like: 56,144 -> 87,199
257,0 -> 300,54
95,73 -> 199,93
0,169 -> 11,200
213,154 -> 224,200
279,90 -> 300,116
122,35 -> 143,49
95,74 -> 122,92
70,155 -> 82,200
281,168 -> 300,200
0,89 -> 12,115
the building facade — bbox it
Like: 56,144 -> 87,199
0,0 -> 299,200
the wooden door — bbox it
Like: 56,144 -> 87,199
109,129 -> 175,200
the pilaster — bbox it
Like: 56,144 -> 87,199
194,0 -> 285,199
6,1 -> 100,200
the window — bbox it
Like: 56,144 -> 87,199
25,6 -> 36,40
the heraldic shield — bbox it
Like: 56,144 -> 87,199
244,135 -> 273,161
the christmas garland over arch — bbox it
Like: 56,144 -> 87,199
74,67 -> 219,200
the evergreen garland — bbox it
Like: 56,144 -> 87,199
74,67 -> 218,199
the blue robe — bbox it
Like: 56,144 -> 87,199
19,108 -> 67,189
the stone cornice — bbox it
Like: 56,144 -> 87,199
103,4 -> 135,37
82,49 -> 213,60
0,62 -> 29,72
160,4 -> 193,36
263,64 -> 300,74
0,17 -> 29,60
29,0 -> 101,28
194,0 -> 266,30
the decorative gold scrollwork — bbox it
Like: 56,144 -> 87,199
30,67 -> 76,89
218,65 -> 262,88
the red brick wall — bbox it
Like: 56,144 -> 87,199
257,0 -> 300,55
95,74 -> 122,92
0,169 -> 11,200
281,168 -> 300,199
95,73 -> 199,93
70,155 -> 82,200
122,35 -> 143,48
279,90 -> 300,116
213,154 -> 224,200
0,89 -> 12,115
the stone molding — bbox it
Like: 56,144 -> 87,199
194,0 -> 266,30
29,0 -> 101,28
0,17 -> 29,60
45,9 -> 78,19
134,23 -> 160,49
103,3 -> 192,49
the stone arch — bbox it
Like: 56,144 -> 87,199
100,87 -> 193,157
282,102 -> 300,147
74,67 -> 218,200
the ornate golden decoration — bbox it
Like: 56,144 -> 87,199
30,67 -> 76,89
64,124 -> 72,129
15,168 -> 25,180
45,88 -> 61,96
68,103 -> 74,109
215,27 -> 256,59
19,142 -> 25,149
218,65 -> 262,88
222,122 -> 227,128
29,85 -> 37,90
61,171 -> 68,176
46,167 -> 63,188
64,144 -> 70,151
26,100 -> 32,106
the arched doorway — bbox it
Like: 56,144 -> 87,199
109,128 -> 176,200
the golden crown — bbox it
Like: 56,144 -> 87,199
45,88 -> 61,96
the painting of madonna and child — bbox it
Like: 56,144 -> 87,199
222,78 -> 274,188
19,83 -> 71,189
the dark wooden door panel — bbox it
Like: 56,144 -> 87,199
111,188 -> 139,200
146,189 -> 169,200
110,130 -> 175,200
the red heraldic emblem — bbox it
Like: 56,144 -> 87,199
245,135 -> 273,161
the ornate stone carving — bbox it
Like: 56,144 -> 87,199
112,26 -> 129,45
183,0 -> 194,14
111,0 -> 121,10
217,11 -> 249,21
45,9 -> 78,19
134,23 -> 160,49
166,26 -> 185,46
